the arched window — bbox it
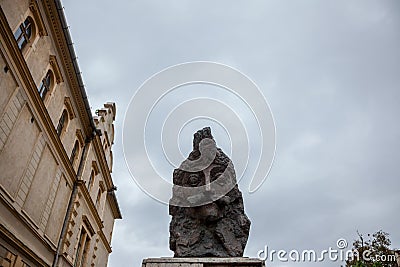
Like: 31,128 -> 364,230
56,109 -> 68,136
38,70 -> 52,100
70,140 -> 80,165
14,17 -> 34,50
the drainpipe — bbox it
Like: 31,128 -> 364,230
52,133 -> 94,267
51,1 -> 101,266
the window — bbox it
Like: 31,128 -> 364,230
74,227 -> 90,267
56,109 -> 68,136
88,170 -> 95,190
109,150 -> 113,172
103,138 -> 108,151
38,71 -> 52,100
70,140 -> 79,165
95,189 -> 101,209
14,17 -> 33,50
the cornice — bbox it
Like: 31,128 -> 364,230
42,0 -> 93,137
98,229 -> 112,253
107,192 -> 122,220
82,215 -> 95,236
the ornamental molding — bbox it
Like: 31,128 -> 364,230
29,0 -> 48,36
49,55 -> 63,83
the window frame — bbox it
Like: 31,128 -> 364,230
74,227 -> 91,267
56,109 -> 68,136
70,140 -> 80,166
38,70 -> 53,100
95,188 -> 102,209
14,17 -> 34,50
88,170 -> 95,190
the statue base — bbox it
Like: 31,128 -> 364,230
142,257 -> 265,267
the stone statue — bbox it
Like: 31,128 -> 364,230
169,127 -> 251,257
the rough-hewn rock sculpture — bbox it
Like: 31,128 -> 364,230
169,127 -> 251,257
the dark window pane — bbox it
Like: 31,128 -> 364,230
70,141 -> 79,163
14,27 -> 22,40
25,25 -> 32,39
57,110 -> 67,136
17,37 -> 26,49
40,86 -> 48,99
45,73 -> 51,86
13,17 -> 33,50
38,71 -> 52,100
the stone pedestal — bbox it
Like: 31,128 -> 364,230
142,258 -> 265,267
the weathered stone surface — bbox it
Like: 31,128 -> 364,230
169,127 -> 251,257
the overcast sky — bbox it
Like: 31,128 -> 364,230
62,1 -> 400,266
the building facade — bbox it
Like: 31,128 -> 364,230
0,0 -> 122,266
